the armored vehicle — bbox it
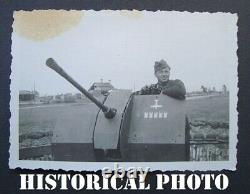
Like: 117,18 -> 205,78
46,58 -> 190,162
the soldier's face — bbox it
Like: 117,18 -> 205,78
155,67 -> 170,83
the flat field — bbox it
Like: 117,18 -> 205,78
186,95 -> 229,122
19,95 -> 229,140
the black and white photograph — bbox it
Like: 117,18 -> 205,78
9,10 -> 238,171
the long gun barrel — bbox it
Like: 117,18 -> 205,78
46,58 -> 116,119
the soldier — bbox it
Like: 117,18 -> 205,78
136,59 -> 190,160
136,59 -> 186,100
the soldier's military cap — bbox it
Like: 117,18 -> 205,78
154,59 -> 170,73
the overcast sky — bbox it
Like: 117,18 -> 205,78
12,10 -> 238,95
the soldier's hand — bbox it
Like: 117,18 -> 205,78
141,85 -> 149,91
139,85 -> 151,95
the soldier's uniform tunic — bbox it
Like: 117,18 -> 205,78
136,79 -> 186,100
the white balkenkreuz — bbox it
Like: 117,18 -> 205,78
150,99 -> 162,110
144,98 -> 168,119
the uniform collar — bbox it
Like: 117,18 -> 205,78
157,81 -> 169,89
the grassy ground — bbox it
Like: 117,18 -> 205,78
186,95 -> 229,161
186,95 -> 229,122
19,95 -> 229,140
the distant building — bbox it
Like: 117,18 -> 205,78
89,82 -> 114,92
19,90 -> 39,101
74,93 -> 82,99
39,95 -> 53,103
64,93 -> 76,103
54,94 -> 64,103
88,81 -> 115,96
